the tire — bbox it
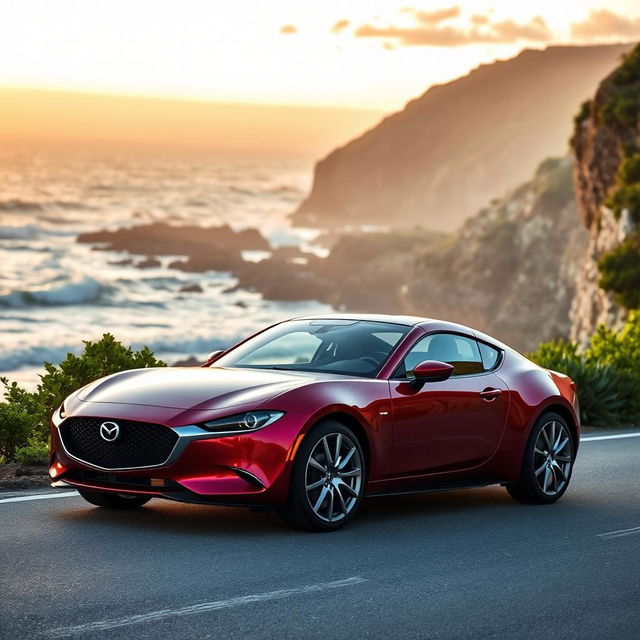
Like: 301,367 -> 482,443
506,412 -> 575,504
78,488 -> 152,510
278,420 -> 366,532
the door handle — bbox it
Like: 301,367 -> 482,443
480,387 -> 502,401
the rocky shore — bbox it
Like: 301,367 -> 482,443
75,156 -> 586,353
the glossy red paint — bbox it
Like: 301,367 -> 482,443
50,314 -> 580,510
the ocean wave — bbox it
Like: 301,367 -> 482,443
0,224 -> 41,239
0,198 -> 88,212
0,275 -> 104,307
0,335 -> 227,371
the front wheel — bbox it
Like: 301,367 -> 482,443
78,488 -> 152,509
278,421 -> 366,532
507,412 -> 575,504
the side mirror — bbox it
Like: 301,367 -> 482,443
202,349 -> 224,366
410,360 -> 454,386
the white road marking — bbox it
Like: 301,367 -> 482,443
581,431 -> 640,442
597,525 -> 640,540
47,576 -> 368,637
0,491 -> 78,504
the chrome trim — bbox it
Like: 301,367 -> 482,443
56,422 -> 217,472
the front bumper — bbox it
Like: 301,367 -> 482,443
50,408 -> 307,506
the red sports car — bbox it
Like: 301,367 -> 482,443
50,315 -> 579,531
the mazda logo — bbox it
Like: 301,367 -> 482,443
99,421 -> 120,442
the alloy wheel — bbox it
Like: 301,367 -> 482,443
305,432 -> 363,523
533,420 -> 572,496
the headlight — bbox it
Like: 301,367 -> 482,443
201,410 -> 284,433
58,402 -> 67,420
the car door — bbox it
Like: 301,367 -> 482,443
390,332 -> 508,476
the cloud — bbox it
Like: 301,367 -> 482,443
354,14 -> 552,47
331,19 -> 350,34
570,10 -> 640,40
470,14 -> 489,26
414,6 -> 460,25
280,24 -> 297,35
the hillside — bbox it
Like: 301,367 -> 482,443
293,43 -> 633,232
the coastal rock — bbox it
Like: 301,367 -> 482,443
293,44 -> 632,232
78,222 -> 269,255
135,256 -> 161,269
179,283 -> 203,293
78,221 -> 270,274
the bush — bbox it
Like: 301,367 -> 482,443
0,334 -> 166,463
618,153 -> 640,185
527,315 -> 640,427
598,233 -> 640,309
37,334 -> 165,434
0,401 -> 38,461
15,435 -> 50,466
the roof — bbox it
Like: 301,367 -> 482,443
292,313 -> 510,349
293,312 -> 431,327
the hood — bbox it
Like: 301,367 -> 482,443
76,366 -> 315,410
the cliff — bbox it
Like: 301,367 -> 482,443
293,43 -> 633,232
243,157 -> 587,352
570,43 -> 640,344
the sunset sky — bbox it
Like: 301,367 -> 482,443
1,1 -> 639,153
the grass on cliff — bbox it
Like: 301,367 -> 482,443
0,334 -> 165,463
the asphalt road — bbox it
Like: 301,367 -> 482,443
1,431 -> 639,640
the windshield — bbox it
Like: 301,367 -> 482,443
213,319 -> 410,377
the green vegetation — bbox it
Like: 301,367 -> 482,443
598,233 -> 640,309
527,312 -> 640,427
0,334 -> 165,463
604,153 -> 640,223
598,45 -> 640,129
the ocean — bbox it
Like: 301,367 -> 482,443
0,144 -> 331,389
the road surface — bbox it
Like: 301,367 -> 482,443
1,430 -> 639,640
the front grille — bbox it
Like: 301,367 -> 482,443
59,417 -> 179,469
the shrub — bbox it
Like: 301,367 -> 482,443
618,153 -> 640,185
15,435 -> 49,466
0,401 -> 38,461
598,233 -> 640,309
527,315 -> 640,427
37,334 -> 165,433
0,334 -> 166,463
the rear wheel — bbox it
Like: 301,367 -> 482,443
278,421 -> 366,532
507,412 -> 575,504
78,489 -> 151,509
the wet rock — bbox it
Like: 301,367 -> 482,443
179,283 -> 203,293
136,256 -> 161,269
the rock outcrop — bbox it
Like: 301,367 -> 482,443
293,44 -> 633,232
77,222 -> 269,273
570,44 -> 640,344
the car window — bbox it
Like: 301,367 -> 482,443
397,332 -> 484,377
215,320 -> 410,378
478,341 -> 501,371
234,331 -> 322,365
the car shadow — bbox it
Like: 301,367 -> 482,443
54,484 -> 556,539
